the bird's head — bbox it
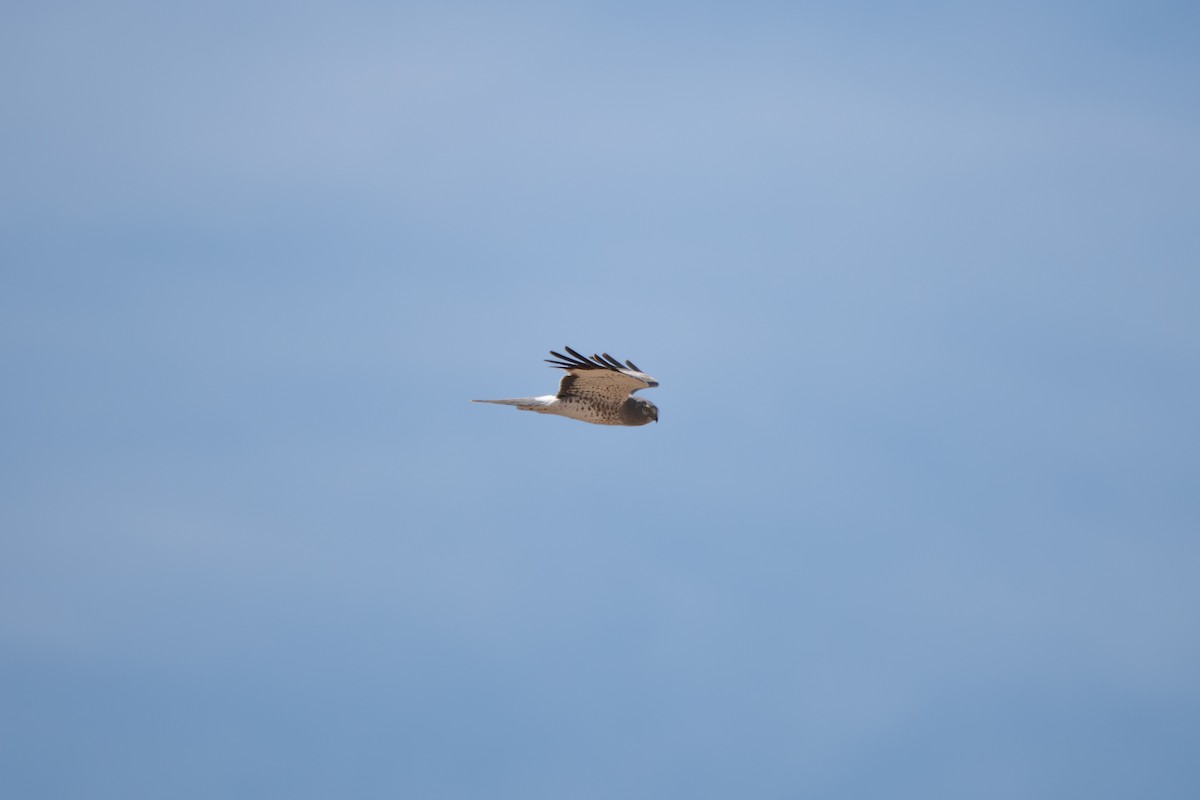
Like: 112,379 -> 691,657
625,397 -> 658,425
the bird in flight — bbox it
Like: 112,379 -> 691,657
473,347 -> 659,426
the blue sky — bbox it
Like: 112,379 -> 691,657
3,2 -> 1198,798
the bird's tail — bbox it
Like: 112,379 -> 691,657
471,396 -> 553,410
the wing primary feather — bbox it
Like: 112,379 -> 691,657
548,350 -> 587,368
549,347 -> 648,376
563,346 -> 590,363
599,353 -> 623,369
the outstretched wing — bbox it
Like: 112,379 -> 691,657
546,346 -> 658,402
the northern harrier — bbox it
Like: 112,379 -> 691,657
473,347 -> 659,426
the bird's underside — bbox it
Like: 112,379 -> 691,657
473,347 -> 659,426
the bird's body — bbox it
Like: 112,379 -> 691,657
473,347 -> 659,426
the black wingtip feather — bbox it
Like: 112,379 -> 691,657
547,348 -> 590,370
563,346 -> 592,364
546,346 -> 649,376
598,353 -> 624,370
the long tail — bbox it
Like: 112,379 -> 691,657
471,396 -> 554,410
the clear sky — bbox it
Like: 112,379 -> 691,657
3,2 -> 1198,798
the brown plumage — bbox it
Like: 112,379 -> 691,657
472,347 -> 659,426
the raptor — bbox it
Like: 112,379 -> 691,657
472,347 -> 659,426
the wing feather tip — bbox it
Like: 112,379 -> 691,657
548,347 -> 656,386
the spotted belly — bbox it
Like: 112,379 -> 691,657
538,397 -> 625,425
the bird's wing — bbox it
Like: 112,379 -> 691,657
546,346 -> 658,401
